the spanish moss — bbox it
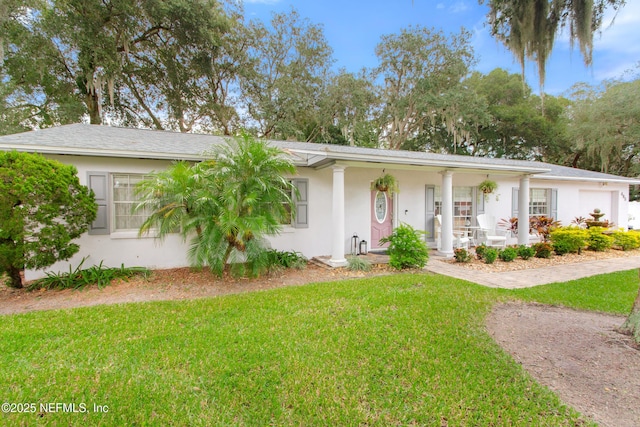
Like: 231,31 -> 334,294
484,0 -> 625,97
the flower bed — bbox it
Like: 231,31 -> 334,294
447,247 -> 640,272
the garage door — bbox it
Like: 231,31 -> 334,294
578,191 -> 612,221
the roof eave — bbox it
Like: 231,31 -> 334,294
4,144 -> 204,161
4,144 -> 310,166
299,150 -> 548,174
533,174 -> 640,184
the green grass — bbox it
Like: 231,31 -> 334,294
508,269 -> 639,315
0,274 -> 589,426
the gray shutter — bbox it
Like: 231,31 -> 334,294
292,179 -> 308,228
425,185 -> 435,243
88,172 -> 109,235
512,188 -> 519,218
550,188 -> 558,219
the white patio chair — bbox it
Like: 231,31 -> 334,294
435,215 -> 470,250
476,214 -> 507,248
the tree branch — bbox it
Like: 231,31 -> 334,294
122,73 -> 165,130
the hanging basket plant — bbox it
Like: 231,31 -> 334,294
371,173 -> 399,193
478,179 -> 498,195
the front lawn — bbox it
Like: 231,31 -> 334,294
0,274 -> 589,426
508,269 -> 639,314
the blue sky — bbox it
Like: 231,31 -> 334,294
241,0 -> 640,96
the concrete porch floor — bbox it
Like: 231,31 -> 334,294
312,251 -> 391,268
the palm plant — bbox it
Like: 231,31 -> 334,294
135,160 -> 213,239
135,133 -> 297,277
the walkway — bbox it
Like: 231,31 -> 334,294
425,255 -> 640,289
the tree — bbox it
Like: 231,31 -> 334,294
312,69 -> 379,146
297,69 -> 380,146
462,69 -> 570,160
0,1 -> 86,132
404,80 -> 490,155
2,0 -> 232,128
482,0 -> 626,93
0,151 -> 96,288
374,26 -> 476,150
135,160 -> 211,238
115,0 -> 240,133
136,133 -> 296,276
567,77 -> 640,177
239,8 -> 334,140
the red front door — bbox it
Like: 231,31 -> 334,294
371,190 -> 393,249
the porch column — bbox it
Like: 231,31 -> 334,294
439,170 -> 454,257
518,175 -> 530,245
329,165 -> 347,267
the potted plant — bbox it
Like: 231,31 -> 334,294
478,179 -> 498,195
371,173 -> 399,193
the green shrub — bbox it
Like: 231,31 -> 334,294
552,241 -> 571,256
532,242 -> 553,259
484,248 -> 498,264
611,231 -> 640,251
27,258 -> 150,291
550,227 -> 588,255
453,248 -> 472,263
265,250 -> 307,271
379,223 -> 429,270
587,227 -> 614,252
0,151 -> 97,288
498,247 -> 518,262
517,245 -> 536,260
475,244 -> 487,260
346,256 -> 372,272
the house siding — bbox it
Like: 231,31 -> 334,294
21,153 -> 633,280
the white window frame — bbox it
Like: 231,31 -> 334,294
529,188 -> 550,216
282,178 -> 309,230
512,187 -> 558,219
434,186 -> 475,228
111,173 -> 153,236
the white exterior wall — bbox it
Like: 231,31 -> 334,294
25,154 -> 633,280
267,168 -> 334,257
25,155 -> 192,280
480,177 -> 630,228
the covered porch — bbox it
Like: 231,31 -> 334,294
304,157 -> 548,265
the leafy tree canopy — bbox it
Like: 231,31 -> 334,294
1,0 -> 232,130
375,26 -> 477,150
240,8 -> 334,140
464,68 -> 571,160
567,76 -> 640,177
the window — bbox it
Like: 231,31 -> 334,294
453,187 -> 473,228
281,179 -> 309,228
112,174 -> 152,231
529,188 -> 550,215
511,187 -> 558,219
434,186 -> 475,228
87,171 -> 153,235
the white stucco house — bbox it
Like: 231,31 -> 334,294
1,124 -> 639,279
